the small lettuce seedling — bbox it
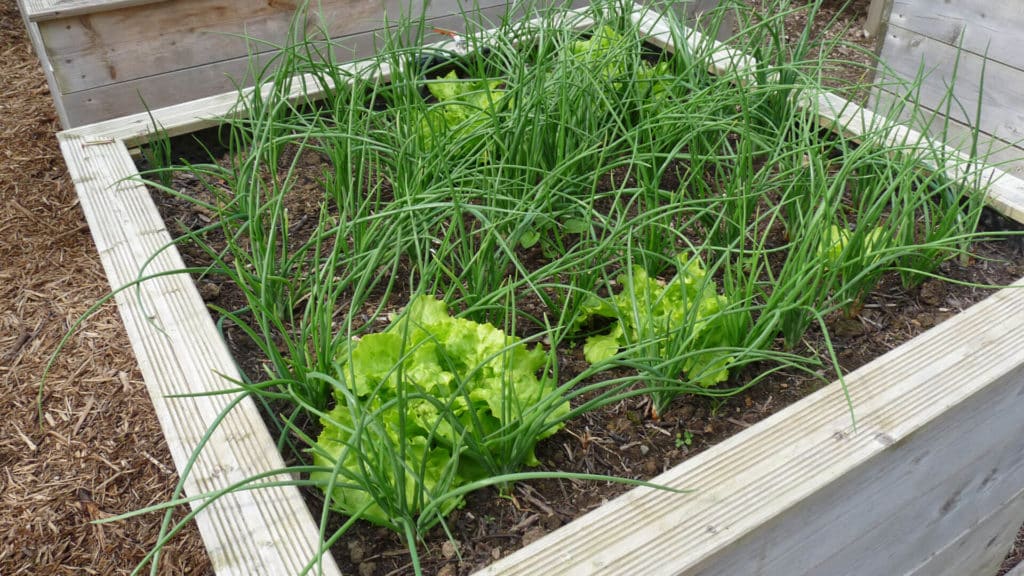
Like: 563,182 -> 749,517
817,224 -> 885,267
415,70 -> 510,152
817,224 -> 889,317
567,25 -> 672,99
313,296 -> 566,527
580,254 -> 748,394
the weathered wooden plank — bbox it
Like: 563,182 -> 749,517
56,133 -> 342,576
43,0 -> 503,93
638,12 -> 1024,224
886,0 -> 1024,72
680,362 -> 1024,575
872,89 -> 1024,179
39,0 -> 511,94
21,0 -> 164,22
1007,557 -> 1024,576
874,23 -> 1024,157
814,90 -> 1024,224
863,0 -> 891,39
909,491 -> 1024,576
51,3 -> 527,125
14,0 -> 71,126
59,6 -> 596,146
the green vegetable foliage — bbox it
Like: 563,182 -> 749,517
313,296 -> 567,527
580,254 -> 749,392
416,70 -> 510,151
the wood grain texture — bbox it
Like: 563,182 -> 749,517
59,6 -> 595,146
875,23 -> 1024,151
14,0 -> 71,126
887,0 -> 1024,71
640,11 -> 1024,224
864,0 -> 891,39
38,0 -> 514,94
21,0 -> 164,21
34,0 -> 583,126
871,1 -> 1024,188
909,490 -> 1024,576
872,90 -> 1024,178
57,4 -> 1024,575
56,133 -> 342,576
814,90 -> 1024,224
52,4 -> 525,126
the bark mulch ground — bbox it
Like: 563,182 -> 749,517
0,1 -> 211,573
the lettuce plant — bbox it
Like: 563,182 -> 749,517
415,70 -> 510,151
817,224 -> 885,267
312,296 -> 567,527
567,25 -> 671,99
580,254 -> 749,394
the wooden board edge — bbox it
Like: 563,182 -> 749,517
15,0 -> 71,128
871,87 -> 1024,178
42,0 -> 517,97
885,0 -> 1024,75
875,21 -> 1024,144
908,489 -> 1024,576
55,132 -> 343,576
811,90 -> 1024,225
58,5 -> 599,144
52,2 -> 524,127
23,0 -> 168,23
632,7 -> 1024,225
863,0 -> 891,39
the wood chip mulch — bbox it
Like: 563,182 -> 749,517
0,1 -> 211,573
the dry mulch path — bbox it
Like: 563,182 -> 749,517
0,0 -> 1021,574
0,1 -> 210,573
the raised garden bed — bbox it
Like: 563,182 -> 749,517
57,2 -> 1024,575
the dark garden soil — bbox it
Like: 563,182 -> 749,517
4,0 -> 1022,575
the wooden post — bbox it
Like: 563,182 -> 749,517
864,0 -> 892,39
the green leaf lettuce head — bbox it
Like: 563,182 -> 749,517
817,224 -> 886,268
313,296 -> 567,527
567,26 -> 672,99
580,253 -> 748,388
416,71 -> 510,151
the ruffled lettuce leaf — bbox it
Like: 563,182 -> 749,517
417,71 -> 510,151
581,254 -> 747,388
315,295 -> 566,526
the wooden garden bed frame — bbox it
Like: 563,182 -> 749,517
57,5 -> 1024,574
865,0 -> 1024,178
16,0 -> 528,128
